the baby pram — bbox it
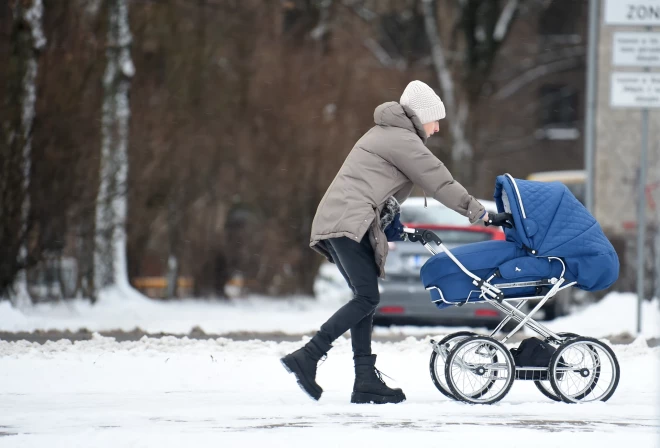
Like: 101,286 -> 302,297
406,174 -> 621,404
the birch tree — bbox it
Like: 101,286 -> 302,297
421,0 -> 520,181
0,0 -> 46,304
94,0 -> 134,298
421,0 -> 472,164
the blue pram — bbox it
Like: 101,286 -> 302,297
406,174 -> 621,404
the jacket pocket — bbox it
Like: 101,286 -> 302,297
370,217 -> 388,271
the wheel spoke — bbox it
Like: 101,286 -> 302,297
430,332 -> 477,400
549,338 -> 619,403
445,336 -> 514,405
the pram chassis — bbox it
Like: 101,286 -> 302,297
406,227 -> 621,404
405,227 -> 573,343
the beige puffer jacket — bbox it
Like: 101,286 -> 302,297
310,102 -> 485,277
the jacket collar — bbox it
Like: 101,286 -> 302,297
373,101 -> 428,144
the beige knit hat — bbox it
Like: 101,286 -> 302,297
399,80 -> 446,124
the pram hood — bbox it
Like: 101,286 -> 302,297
494,174 -> 619,291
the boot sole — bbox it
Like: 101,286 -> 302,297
351,391 -> 406,404
280,356 -> 322,401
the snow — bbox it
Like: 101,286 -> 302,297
1,287 -> 658,339
0,289 -> 345,335
551,292 -> 660,339
0,335 -> 657,446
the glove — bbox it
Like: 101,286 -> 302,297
485,212 -> 514,229
384,213 -> 406,242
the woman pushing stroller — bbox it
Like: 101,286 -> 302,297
281,80 -> 510,404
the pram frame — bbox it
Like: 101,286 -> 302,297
405,227 -> 577,345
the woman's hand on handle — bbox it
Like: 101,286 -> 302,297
485,212 -> 514,229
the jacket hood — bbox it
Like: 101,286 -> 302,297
373,102 -> 427,144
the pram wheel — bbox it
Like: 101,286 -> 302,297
429,331 -> 477,400
534,332 -> 581,402
445,336 -> 515,405
549,337 -> 620,403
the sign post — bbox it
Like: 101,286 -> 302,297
637,108 -> 649,335
610,68 -> 658,335
585,0 -> 600,215
605,0 -> 659,334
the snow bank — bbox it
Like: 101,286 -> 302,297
0,289 -> 659,339
0,292 -> 338,334
551,292 -> 660,338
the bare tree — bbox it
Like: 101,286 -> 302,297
0,0 -> 46,304
0,0 -> 588,302
94,0 -> 134,298
421,0 -> 472,165
421,0 -> 522,182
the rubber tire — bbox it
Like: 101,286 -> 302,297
533,332 -> 580,402
548,337 -> 620,403
429,331 -> 476,400
445,336 -> 516,405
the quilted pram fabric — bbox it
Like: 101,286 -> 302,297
420,175 -> 619,308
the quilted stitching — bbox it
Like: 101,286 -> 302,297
493,175 -> 619,291
516,180 -> 564,238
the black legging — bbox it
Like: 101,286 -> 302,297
318,235 -> 380,357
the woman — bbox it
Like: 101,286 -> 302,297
281,80 -> 498,404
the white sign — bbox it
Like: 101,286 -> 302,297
610,72 -> 660,108
605,0 -> 660,26
613,32 -> 660,66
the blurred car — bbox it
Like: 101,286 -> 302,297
374,197 -> 510,329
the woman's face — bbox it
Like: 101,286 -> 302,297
423,121 -> 440,137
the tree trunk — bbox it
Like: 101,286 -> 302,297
0,0 -> 46,304
421,0 -> 472,169
165,199 -> 180,299
94,0 -> 134,297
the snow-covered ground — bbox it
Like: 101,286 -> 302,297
0,286 -> 659,339
1,274 -> 659,446
0,334 -> 658,447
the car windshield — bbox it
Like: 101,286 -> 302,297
400,205 -> 469,226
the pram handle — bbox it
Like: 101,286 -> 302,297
403,227 -> 442,246
485,212 -> 514,228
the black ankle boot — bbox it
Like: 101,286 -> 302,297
281,334 -> 332,401
351,354 -> 406,404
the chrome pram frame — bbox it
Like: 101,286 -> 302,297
405,227 -> 621,404
404,226 -> 575,345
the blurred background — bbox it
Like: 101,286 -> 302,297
0,0 -> 658,326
